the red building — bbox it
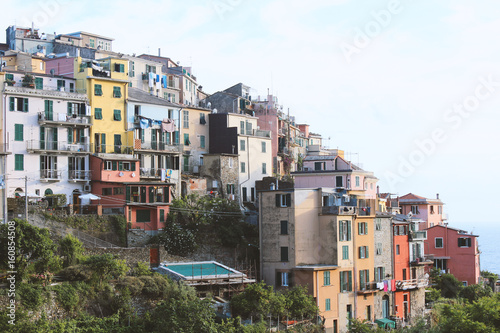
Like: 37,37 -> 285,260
392,219 -> 411,322
424,225 -> 480,286
90,155 -> 172,233
395,193 -> 446,230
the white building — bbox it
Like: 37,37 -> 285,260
3,71 -> 91,206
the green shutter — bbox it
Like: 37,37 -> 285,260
14,124 -> 23,141
339,221 -> 343,240
348,271 -> 352,291
53,129 -> 58,150
35,77 -> 43,89
101,133 -> 106,153
67,102 -> 72,115
360,270 -> 365,289
366,247 -> 369,258
347,221 -> 352,241
358,222 -> 362,235
200,135 -> 205,148
359,247 -> 362,259
125,186 -> 131,202
375,268 -> 379,282
118,161 -> 123,171
382,267 -> 385,280
95,108 -> 102,119
40,127 -> 45,149
112,161 -> 117,171
160,209 -> 165,222
131,162 -> 136,171
15,154 -> 23,171
340,272 -> 344,292
149,187 -> 154,203
9,97 -> 14,111
120,64 -> 124,72
23,98 -> 28,112
276,194 -> 280,207
67,128 -> 73,143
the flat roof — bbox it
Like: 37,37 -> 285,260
156,261 -> 246,280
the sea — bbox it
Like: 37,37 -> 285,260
453,222 -> 499,275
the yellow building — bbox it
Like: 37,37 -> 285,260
1,51 -> 46,74
74,56 -> 131,154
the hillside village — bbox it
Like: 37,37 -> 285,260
0,25 -> 486,332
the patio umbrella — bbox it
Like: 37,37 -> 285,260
78,193 -> 101,200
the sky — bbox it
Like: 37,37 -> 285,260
1,0 -> 500,226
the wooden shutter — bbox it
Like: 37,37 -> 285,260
276,194 -> 281,207
285,194 -> 291,207
348,271 -> 352,291
125,186 -> 130,202
9,97 -> 14,111
23,98 -> 28,112
67,128 -> 73,143
347,221 -> 351,241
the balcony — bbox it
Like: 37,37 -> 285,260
410,230 -> 427,241
395,278 -> 429,290
38,112 -> 92,127
92,144 -> 133,155
68,170 -> 92,182
322,205 -> 357,215
40,169 -> 62,182
134,140 -> 181,154
358,207 -> 371,216
140,168 -> 163,179
27,140 -> 91,154
410,257 -> 434,266
357,282 -> 378,295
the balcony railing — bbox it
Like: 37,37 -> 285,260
68,170 -> 92,182
135,140 -> 181,153
410,231 -> 427,241
38,112 -> 92,126
140,168 -> 162,178
358,282 -> 378,293
322,205 -> 357,215
358,207 -> 371,216
27,140 -> 91,153
395,278 -> 429,290
92,144 -> 133,155
40,169 -> 62,181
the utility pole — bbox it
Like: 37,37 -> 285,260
25,176 -> 28,221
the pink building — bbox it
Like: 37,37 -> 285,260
396,193 -> 446,230
424,225 -> 480,286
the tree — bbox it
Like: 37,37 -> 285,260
434,273 -> 463,298
0,219 -> 58,276
157,221 -> 197,255
231,282 -> 280,321
81,254 -> 128,287
282,285 -> 318,319
481,270 -> 498,290
459,284 -> 493,303
59,233 -> 84,267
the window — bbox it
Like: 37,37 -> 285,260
325,298 -> 331,311
251,188 -> 255,202
430,205 -> 435,214
94,84 -> 102,96
336,176 -> 343,187
69,83 -> 74,92
9,97 -> 29,112
14,154 -> 24,171
435,237 -> 443,248
262,141 -> 266,153
146,65 -> 156,73
226,184 -> 235,195
355,176 -> 360,187
339,220 -> 352,241
340,271 -> 352,292
262,162 -> 267,174
358,222 -> 368,235
280,220 -> 288,235
228,158 -> 233,168
342,245 -> 349,259
35,77 -> 43,90
114,63 -> 125,72
57,79 -> 65,90
458,237 -> 472,248
200,113 -> 206,124
6,73 -> 14,81
366,306 -> 371,321
375,267 -> 385,282
14,124 -> 23,141
183,110 -> 189,128
113,187 -> 124,195
280,247 -> 288,262
280,272 -> 289,287
102,188 -> 112,196
411,205 -> 420,214
184,134 -> 190,145
324,271 -> 330,286
438,206 -> 443,214
94,108 -> 102,119
113,109 -> 121,121
240,139 -> 245,151
276,194 -> 291,207
375,218 -> 382,231
200,135 -> 205,148
462,281 -> 468,287
240,162 -> 245,173
113,86 -> 122,98
359,246 -> 369,259
376,243 -> 382,255
136,209 -> 151,222
240,121 -> 245,134
359,269 -> 370,290
183,156 -> 189,172
396,245 -> 400,255
89,38 -> 95,48
242,187 -> 247,201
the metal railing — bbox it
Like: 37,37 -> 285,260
27,140 -> 91,153
92,144 -> 134,154
140,168 -> 162,178
40,169 -> 62,180
136,141 -> 181,153
395,278 -> 429,290
68,170 -> 92,181
70,229 -> 119,248
38,111 -> 92,125
410,231 -> 427,240
322,205 -> 357,215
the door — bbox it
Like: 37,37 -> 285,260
382,295 -> 389,318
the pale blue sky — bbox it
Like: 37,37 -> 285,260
2,0 -> 500,226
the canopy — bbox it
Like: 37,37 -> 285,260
17,193 -> 41,198
78,193 -> 100,200
375,318 -> 396,329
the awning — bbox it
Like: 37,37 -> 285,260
79,193 -> 100,200
375,318 -> 396,329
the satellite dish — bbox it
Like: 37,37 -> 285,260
407,212 -> 413,218
213,108 -> 217,114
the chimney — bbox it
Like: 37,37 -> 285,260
376,185 -> 380,196
158,48 -> 161,57
436,193 -> 439,200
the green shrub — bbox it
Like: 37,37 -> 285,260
55,283 -> 81,313
115,276 -> 145,296
18,283 -> 46,310
131,261 -> 152,276
59,264 -> 93,281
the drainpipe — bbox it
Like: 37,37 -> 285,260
353,215 -> 357,319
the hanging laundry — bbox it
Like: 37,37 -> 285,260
156,79 -> 161,90
162,75 -> 168,88
383,281 -> 388,292
162,118 -> 175,132
148,72 -> 154,88
140,118 -> 150,129
391,279 -> 397,291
